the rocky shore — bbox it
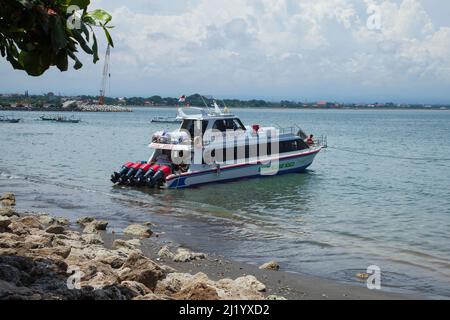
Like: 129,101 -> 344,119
0,193 -> 269,300
0,192 -> 411,300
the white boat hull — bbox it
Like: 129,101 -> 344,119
165,148 -> 321,189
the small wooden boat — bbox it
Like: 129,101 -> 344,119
151,116 -> 181,124
0,116 -> 21,123
40,115 -> 81,123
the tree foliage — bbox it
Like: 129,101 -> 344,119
0,0 -> 113,76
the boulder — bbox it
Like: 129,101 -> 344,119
157,246 -> 174,260
76,216 -> 95,226
172,248 -> 206,263
112,239 -> 141,250
38,215 -> 55,226
133,293 -> 172,300
173,282 -> 219,300
0,216 -> 12,229
123,224 -> 152,238
118,252 -> 164,290
82,233 -> 104,245
120,281 -> 151,297
83,220 -> 108,233
45,224 -> 65,235
31,246 -> 72,259
266,295 -> 288,300
0,208 -> 18,217
259,261 -> 280,271
55,217 -> 70,226
0,193 -> 16,207
18,216 -> 42,230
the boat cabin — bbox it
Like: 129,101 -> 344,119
149,106 -> 311,173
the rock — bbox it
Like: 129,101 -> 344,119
173,248 -> 206,263
18,216 -> 42,230
259,261 -> 280,271
7,221 -> 29,235
233,275 -> 266,292
45,224 -> 65,235
157,246 -> 174,260
82,233 -> 104,245
83,220 -> 108,233
133,293 -> 172,300
91,220 -> 108,231
120,281 -> 151,297
266,295 -> 287,300
112,239 -> 141,250
118,252 -> 164,290
55,217 -> 70,226
173,282 -> 219,300
76,216 -> 95,226
0,193 -> 15,207
356,272 -> 370,280
123,224 -> 152,238
23,232 -> 54,249
38,215 -> 55,226
31,246 -> 72,259
0,208 -> 18,217
0,216 -> 12,229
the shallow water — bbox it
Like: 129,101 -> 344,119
1,107 -> 449,298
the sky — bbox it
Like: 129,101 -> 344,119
1,0 -> 450,103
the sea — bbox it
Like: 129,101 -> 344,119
1,107 -> 449,298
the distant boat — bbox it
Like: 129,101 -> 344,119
39,115 -> 81,123
0,115 -> 21,123
151,116 -> 181,124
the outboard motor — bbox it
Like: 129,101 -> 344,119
147,165 -> 172,188
111,162 -> 134,184
139,164 -> 160,185
131,163 -> 152,186
118,162 -> 144,185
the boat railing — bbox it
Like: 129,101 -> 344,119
314,135 -> 328,148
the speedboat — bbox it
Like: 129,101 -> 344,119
111,102 -> 324,189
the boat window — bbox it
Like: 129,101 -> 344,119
181,120 -> 194,137
233,118 -> 246,131
213,120 -> 227,132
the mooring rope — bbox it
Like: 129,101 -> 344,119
326,146 -> 450,162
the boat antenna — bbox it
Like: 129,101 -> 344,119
200,95 -> 210,110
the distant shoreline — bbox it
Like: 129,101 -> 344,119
1,105 -> 448,112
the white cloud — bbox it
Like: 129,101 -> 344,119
1,0 -> 449,102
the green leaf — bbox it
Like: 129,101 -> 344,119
55,50 -> 69,72
68,51 -> 83,69
92,32 -> 99,63
50,16 -> 68,52
102,26 -> 114,47
72,29 -> 93,54
86,9 -> 112,26
19,51 -> 46,76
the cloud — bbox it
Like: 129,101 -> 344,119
1,0 -> 449,102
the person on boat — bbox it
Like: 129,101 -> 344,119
306,134 -> 315,146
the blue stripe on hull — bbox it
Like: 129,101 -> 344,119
166,163 -> 312,189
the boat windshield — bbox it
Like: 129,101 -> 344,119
181,119 -> 208,137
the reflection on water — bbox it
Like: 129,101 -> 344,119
1,108 -> 450,298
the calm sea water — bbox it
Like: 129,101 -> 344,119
1,107 -> 449,298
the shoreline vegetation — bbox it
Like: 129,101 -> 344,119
1,93 -> 449,112
0,192 -> 410,300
